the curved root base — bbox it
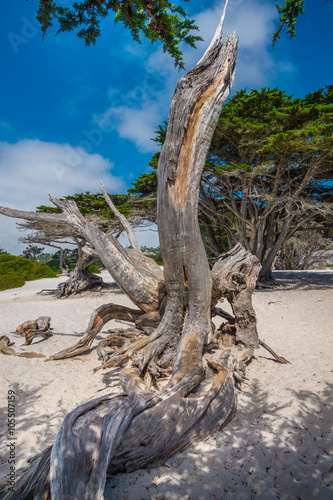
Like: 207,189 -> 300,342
49,303 -> 143,360
57,271 -> 105,298
1,363 -> 236,500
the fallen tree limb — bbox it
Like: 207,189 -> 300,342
101,181 -> 141,253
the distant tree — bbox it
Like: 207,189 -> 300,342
45,248 -> 68,273
37,191 -> 155,235
275,228 -> 333,270
22,244 -> 44,261
19,221 -> 73,273
18,218 -> 104,296
203,86 -> 333,281
130,86 -> 333,281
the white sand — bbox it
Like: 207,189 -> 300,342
0,270 -> 332,499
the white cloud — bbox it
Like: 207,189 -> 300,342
118,223 -> 159,249
0,139 -> 125,254
95,72 -> 169,153
96,101 -> 164,153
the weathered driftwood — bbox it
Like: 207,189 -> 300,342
100,181 -> 141,253
96,327 -> 145,365
15,316 -> 52,346
212,243 -> 260,349
0,336 -> 45,358
57,267 -> 105,297
0,335 -> 16,355
56,236 -> 106,297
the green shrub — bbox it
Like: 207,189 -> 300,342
152,252 -> 163,265
25,261 -> 57,280
0,253 -> 57,281
0,274 -> 25,291
88,264 -> 101,274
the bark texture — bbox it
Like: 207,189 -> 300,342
0,10 -> 257,500
0,336 -> 45,358
15,316 -> 52,345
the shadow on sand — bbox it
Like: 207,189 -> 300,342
104,380 -> 332,499
268,270 -> 333,292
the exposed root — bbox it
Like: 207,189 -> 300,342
0,336 -> 16,355
0,353 -> 236,499
0,447 -> 52,500
96,328 -> 146,365
259,339 -> 291,364
49,303 -> 143,360
213,306 -> 235,323
212,244 -> 261,348
94,300 -> 183,374
94,323 -> 178,373
56,360 -> 235,496
57,269 -> 106,297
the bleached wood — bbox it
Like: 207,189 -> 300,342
0,13 -> 249,500
101,181 -> 141,252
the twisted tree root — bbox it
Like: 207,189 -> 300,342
0,336 -> 45,359
49,303 -> 143,360
1,356 -> 236,500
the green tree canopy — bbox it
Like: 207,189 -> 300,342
273,0 -> 332,45
202,85 -> 333,279
32,0 -> 202,69
22,244 -> 45,261
132,86 -> 333,279
37,191 -> 156,230
32,0 -> 333,69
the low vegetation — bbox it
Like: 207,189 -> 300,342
0,274 -> 25,291
0,252 -> 57,290
87,264 -> 102,274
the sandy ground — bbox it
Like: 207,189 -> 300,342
0,270 -> 332,499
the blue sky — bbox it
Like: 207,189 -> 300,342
1,0 -> 332,253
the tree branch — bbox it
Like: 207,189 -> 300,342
100,181 -> 141,252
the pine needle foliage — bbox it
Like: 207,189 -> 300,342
33,0 -> 202,69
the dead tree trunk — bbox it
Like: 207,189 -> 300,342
0,11 -> 269,500
57,237 -> 105,297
